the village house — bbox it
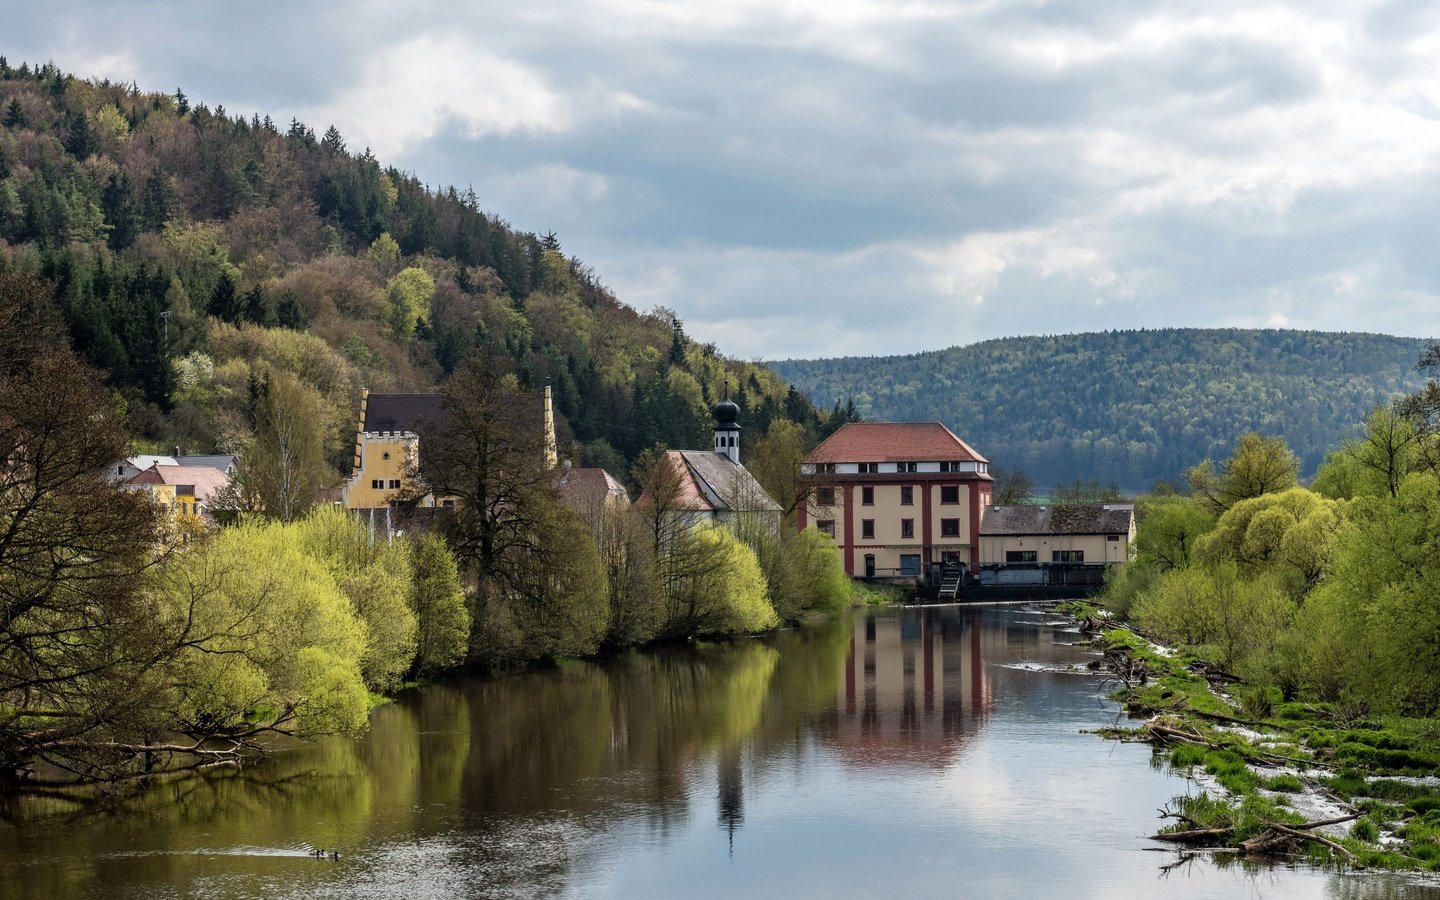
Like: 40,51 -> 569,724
122,462 -> 233,541
110,449 -> 236,483
799,422 -> 992,579
635,398 -> 782,532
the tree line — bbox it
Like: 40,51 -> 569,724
0,272 -> 851,786
1104,348 -> 1440,717
772,328 -> 1431,490
0,60 -> 854,502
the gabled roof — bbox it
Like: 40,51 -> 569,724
124,464 -> 233,506
363,393 -> 445,433
556,466 -> 629,510
980,504 -> 1134,536
636,451 -> 782,514
804,422 -> 988,465
176,454 -> 236,472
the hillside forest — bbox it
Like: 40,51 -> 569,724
772,329 -> 1431,491
0,61 -> 854,785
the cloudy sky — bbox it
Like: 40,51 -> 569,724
9,1 -> 1440,358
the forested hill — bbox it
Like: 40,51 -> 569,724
0,60 -> 840,485
772,329 -> 1432,489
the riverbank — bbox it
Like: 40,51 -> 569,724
1081,610 -> 1440,871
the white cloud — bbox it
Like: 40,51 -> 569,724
305,35 -> 571,160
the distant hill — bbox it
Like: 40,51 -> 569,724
0,59 -> 840,485
771,329 -> 1433,490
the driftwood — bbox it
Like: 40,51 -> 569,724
1151,827 -> 1233,844
1239,822 -> 1359,864
1157,813 -> 1362,862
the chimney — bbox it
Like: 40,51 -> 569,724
543,384 -> 558,469
172,445 -> 182,459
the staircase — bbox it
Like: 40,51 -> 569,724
938,570 -> 963,601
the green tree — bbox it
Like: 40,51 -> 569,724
387,265 -> 434,339
1187,432 -> 1300,513
0,275 -> 159,781
409,532 -> 470,676
234,371 -> 333,522
748,419 -> 812,520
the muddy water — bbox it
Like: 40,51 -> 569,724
1,605 -> 1437,899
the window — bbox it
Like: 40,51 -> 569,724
382,451 -> 391,460
859,462 -> 879,474
862,519 -> 875,539
901,518 -> 914,539
442,499 -> 456,509
1053,550 -> 1085,562
817,519 -> 836,538
815,463 -> 837,474
900,486 -> 913,505
940,518 -> 960,537
387,479 -> 401,489
816,487 -> 836,507
1107,534 -> 1121,542
1006,550 -> 1038,563
861,486 -> 874,505
371,479 -> 384,489
940,486 -> 960,504
899,461 -> 918,473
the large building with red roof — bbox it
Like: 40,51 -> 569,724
799,422 -> 992,578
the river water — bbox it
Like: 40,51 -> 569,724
2,604 -> 1438,899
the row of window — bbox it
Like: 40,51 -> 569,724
370,478 -> 402,490
816,518 -> 964,540
815,485 -> 966,507
812,462 -> 982,474
1005,550 -> 1086,563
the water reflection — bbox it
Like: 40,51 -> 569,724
1,606 -> 1438,899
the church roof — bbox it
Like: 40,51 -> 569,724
674,450 -> 782,513
804,422 -> 989,465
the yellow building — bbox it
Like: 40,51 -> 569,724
343,387 -> 560,510
342,391 -> 446,510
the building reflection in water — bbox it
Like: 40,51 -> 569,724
826,607 -> 998,768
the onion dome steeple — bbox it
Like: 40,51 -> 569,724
712,392 -> 741,464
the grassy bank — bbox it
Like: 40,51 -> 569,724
1096,623 -> 1440,871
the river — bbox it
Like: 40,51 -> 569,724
1,604 -> 1438,899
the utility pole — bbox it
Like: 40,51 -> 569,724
159,310 -> 171,349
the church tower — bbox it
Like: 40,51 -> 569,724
712,396 -> 741,464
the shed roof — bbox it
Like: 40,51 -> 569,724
980,503 -> 1134,536
804,422 -> 989,465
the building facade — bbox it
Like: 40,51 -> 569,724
799,422 -> 992,579
977,504 -> 1135,567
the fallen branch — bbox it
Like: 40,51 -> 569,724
1152,827 -> 1233,844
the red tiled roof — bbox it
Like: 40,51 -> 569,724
803,422 -> 988,464
124,464 -> 232,505
556,467 -> 629,509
